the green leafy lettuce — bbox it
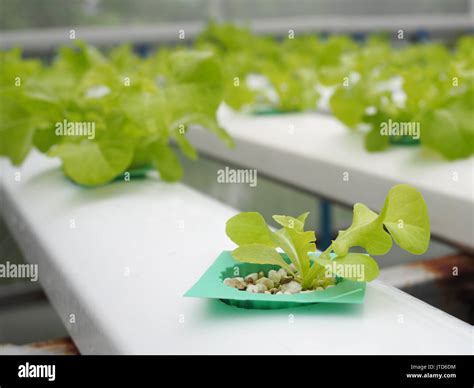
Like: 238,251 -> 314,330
195,22 -> 320,112
198,22 -> 473,159
329,37 -> 474,160
0,42 -> 233,185
226,184 -> 430,289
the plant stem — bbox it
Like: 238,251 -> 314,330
320,243 -> 333,259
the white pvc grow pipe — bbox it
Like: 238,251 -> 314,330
1,14 -> 472,53
0,153 -> 471,354
187,105 -> 474,250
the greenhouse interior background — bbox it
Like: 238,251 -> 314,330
0,0 -> 472,357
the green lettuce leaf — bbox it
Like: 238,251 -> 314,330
231,244 -> 293,273
49,140 -> 134,186
226,212 -> 277,247
332,203 -> 392,257
150,142 -> 184,182
379,184 -> 430,254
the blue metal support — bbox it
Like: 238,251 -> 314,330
319,199 -> 332,250
135,44 -> 151,57
414,29 -> 430,43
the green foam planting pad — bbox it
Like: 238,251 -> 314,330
185,251 -> 366,310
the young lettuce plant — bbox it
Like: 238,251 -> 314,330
226,184 -> 430,290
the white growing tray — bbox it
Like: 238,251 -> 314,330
188,106 -> 474,249
0,153 -> 471,354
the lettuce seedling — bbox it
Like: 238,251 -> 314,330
226,184 -> 430,290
